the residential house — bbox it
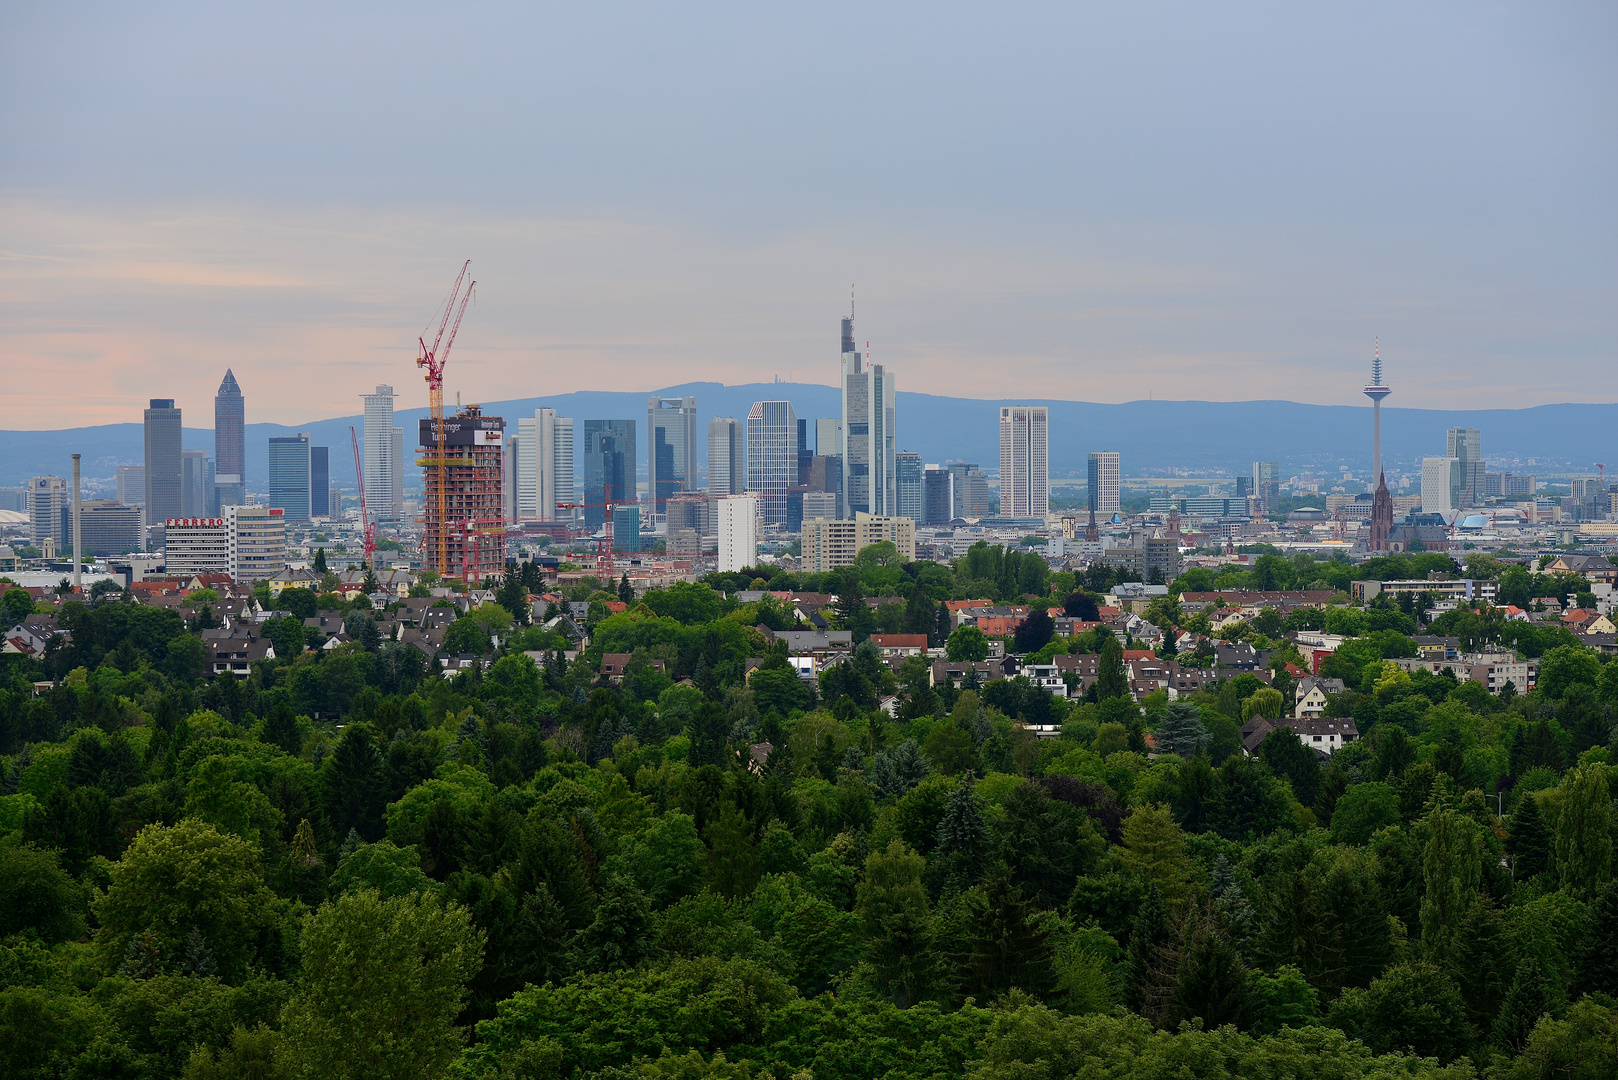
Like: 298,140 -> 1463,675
207,635 -> 275,676
1541,553 -> 1618,585
1292,676 -> 1346,718
1214,642 -> 1272,670
600,653 -> 666,684
268,567 -> 321,596
2,614 -> 64,658
930,659 -> 1007,688
1241,715 -> 1359,757
869,634 -> 930,658
1414,636 -> 1462,661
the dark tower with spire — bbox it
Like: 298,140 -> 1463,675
214,369 -> 246,512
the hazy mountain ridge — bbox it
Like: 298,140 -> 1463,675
3,383 -> 1612,490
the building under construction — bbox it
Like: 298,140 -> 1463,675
419,406 -> 506,582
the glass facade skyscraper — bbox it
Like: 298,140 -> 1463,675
181,449 -> 214,518
895,451 -> 922,522
311,446 -> 330,517
746,400 -> 798,525
839,315 -> 896,517
144,398 -> 183,534
582,420 -> 634,528
268,434 -> 312,522
648,396 -> 697,511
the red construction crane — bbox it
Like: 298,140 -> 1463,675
555,498 -> 635,577
349,426 -> 376,568
416,261 -> 475,578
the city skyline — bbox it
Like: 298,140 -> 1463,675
4,6 -> 1612,429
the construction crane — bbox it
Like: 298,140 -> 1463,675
555,498 -> 635,577
349,426 -> 376,568
416,261 -> 475,578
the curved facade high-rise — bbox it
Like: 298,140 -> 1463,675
214,369 -> 246,512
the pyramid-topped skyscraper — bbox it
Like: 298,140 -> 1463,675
214,369 -> 246,512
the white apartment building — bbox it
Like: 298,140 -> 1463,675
227,505 -> 287,581
801,512 -> 916,573
718,494 -> 760,573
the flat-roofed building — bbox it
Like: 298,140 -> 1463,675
801,512 -> 916,573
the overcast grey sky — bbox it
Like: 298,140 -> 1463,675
2,1 -> 1613,427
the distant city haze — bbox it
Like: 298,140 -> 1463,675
2,3 -> 1613,428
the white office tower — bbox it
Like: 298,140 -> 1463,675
29,475 -> 68,546
718,494 -> 760,573
1422,457 -> 1465,520
1088,451 -> 1121,516
226,505 -> 288,580
164,516 -> 229,576
746,400 -> 798,526
516,409 -> 575,520
648,396 -> 698,511
839,314 -> 896,518
708,417 -> 744,495
361,385 -> 398,523
998,406 -> 1049,517
1446,428 -> 1484,507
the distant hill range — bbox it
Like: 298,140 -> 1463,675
3,383 -> 1612,490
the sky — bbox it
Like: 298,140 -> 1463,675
1,1 -> 1614,429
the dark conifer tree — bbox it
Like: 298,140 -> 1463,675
1508,792 -> 1552,881
324,725 -> 387,842
1575,883 -> 1618,998
1170,910 -> 1251,1030
1123,884 -> 1172,1015
1492,957 -> 1562,1054
574,874 -> 653,973
261,705 -> 302,759
957,867 -> 1054,1000
934,783 -> 989,894
1096,635 -> 1128,701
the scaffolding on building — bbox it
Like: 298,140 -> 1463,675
418,404 -> 507,583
